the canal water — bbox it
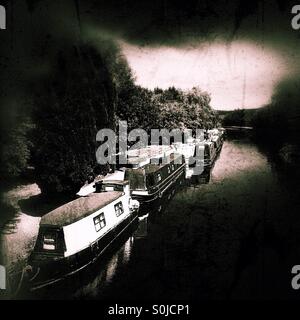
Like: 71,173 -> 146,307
1,132 -> 300,299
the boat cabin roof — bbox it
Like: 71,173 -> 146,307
40,191 -> 123,228
127,153 -> 183,175
121,145 -> 174,169
102,179 -> 128,185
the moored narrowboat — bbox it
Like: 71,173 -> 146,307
186,140 -> 218,177
78,148 -> 186,216
171,128 -> 224,178
26,180 -> 139,290
172,141 -> 196,178
203,141 -> 218,166
123,152 -> 186,215
208,129 -> 223,153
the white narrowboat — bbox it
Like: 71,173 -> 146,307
27,180 -> 139,290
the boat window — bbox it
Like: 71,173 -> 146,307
93,213 -> 106,232
157,172 -> 162,182
114,202 -> 124,217
171,164 -> 175,171
43,232 -> 57,251
167,166 -> 171,174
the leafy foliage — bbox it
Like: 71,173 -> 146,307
153,87 -> 219,130
0,116 -> 33,179
117,74 -> 219,132
31,44 -> 116,194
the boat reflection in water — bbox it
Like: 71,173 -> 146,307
59,235 -> 135,299
134,216 -> 149,239
76,215 -> 151,296
189,167 -> 212,185
72,217 -> 149,299
27,217 -> 150,299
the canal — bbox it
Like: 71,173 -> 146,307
1,132 -> 300,299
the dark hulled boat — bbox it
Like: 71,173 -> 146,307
78,148 -> 186,216
123,153 -> 186,215
26,181 -> 139,291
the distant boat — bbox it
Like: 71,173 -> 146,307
208,128 -> 224,153
26,180 -> 139,290
176,128 -> 225,178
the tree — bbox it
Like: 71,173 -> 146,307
153,87 -> 218,130
32,43 -> 116,195
114,57 -> 161,131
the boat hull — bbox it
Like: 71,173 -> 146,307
132,166 -> 186,215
